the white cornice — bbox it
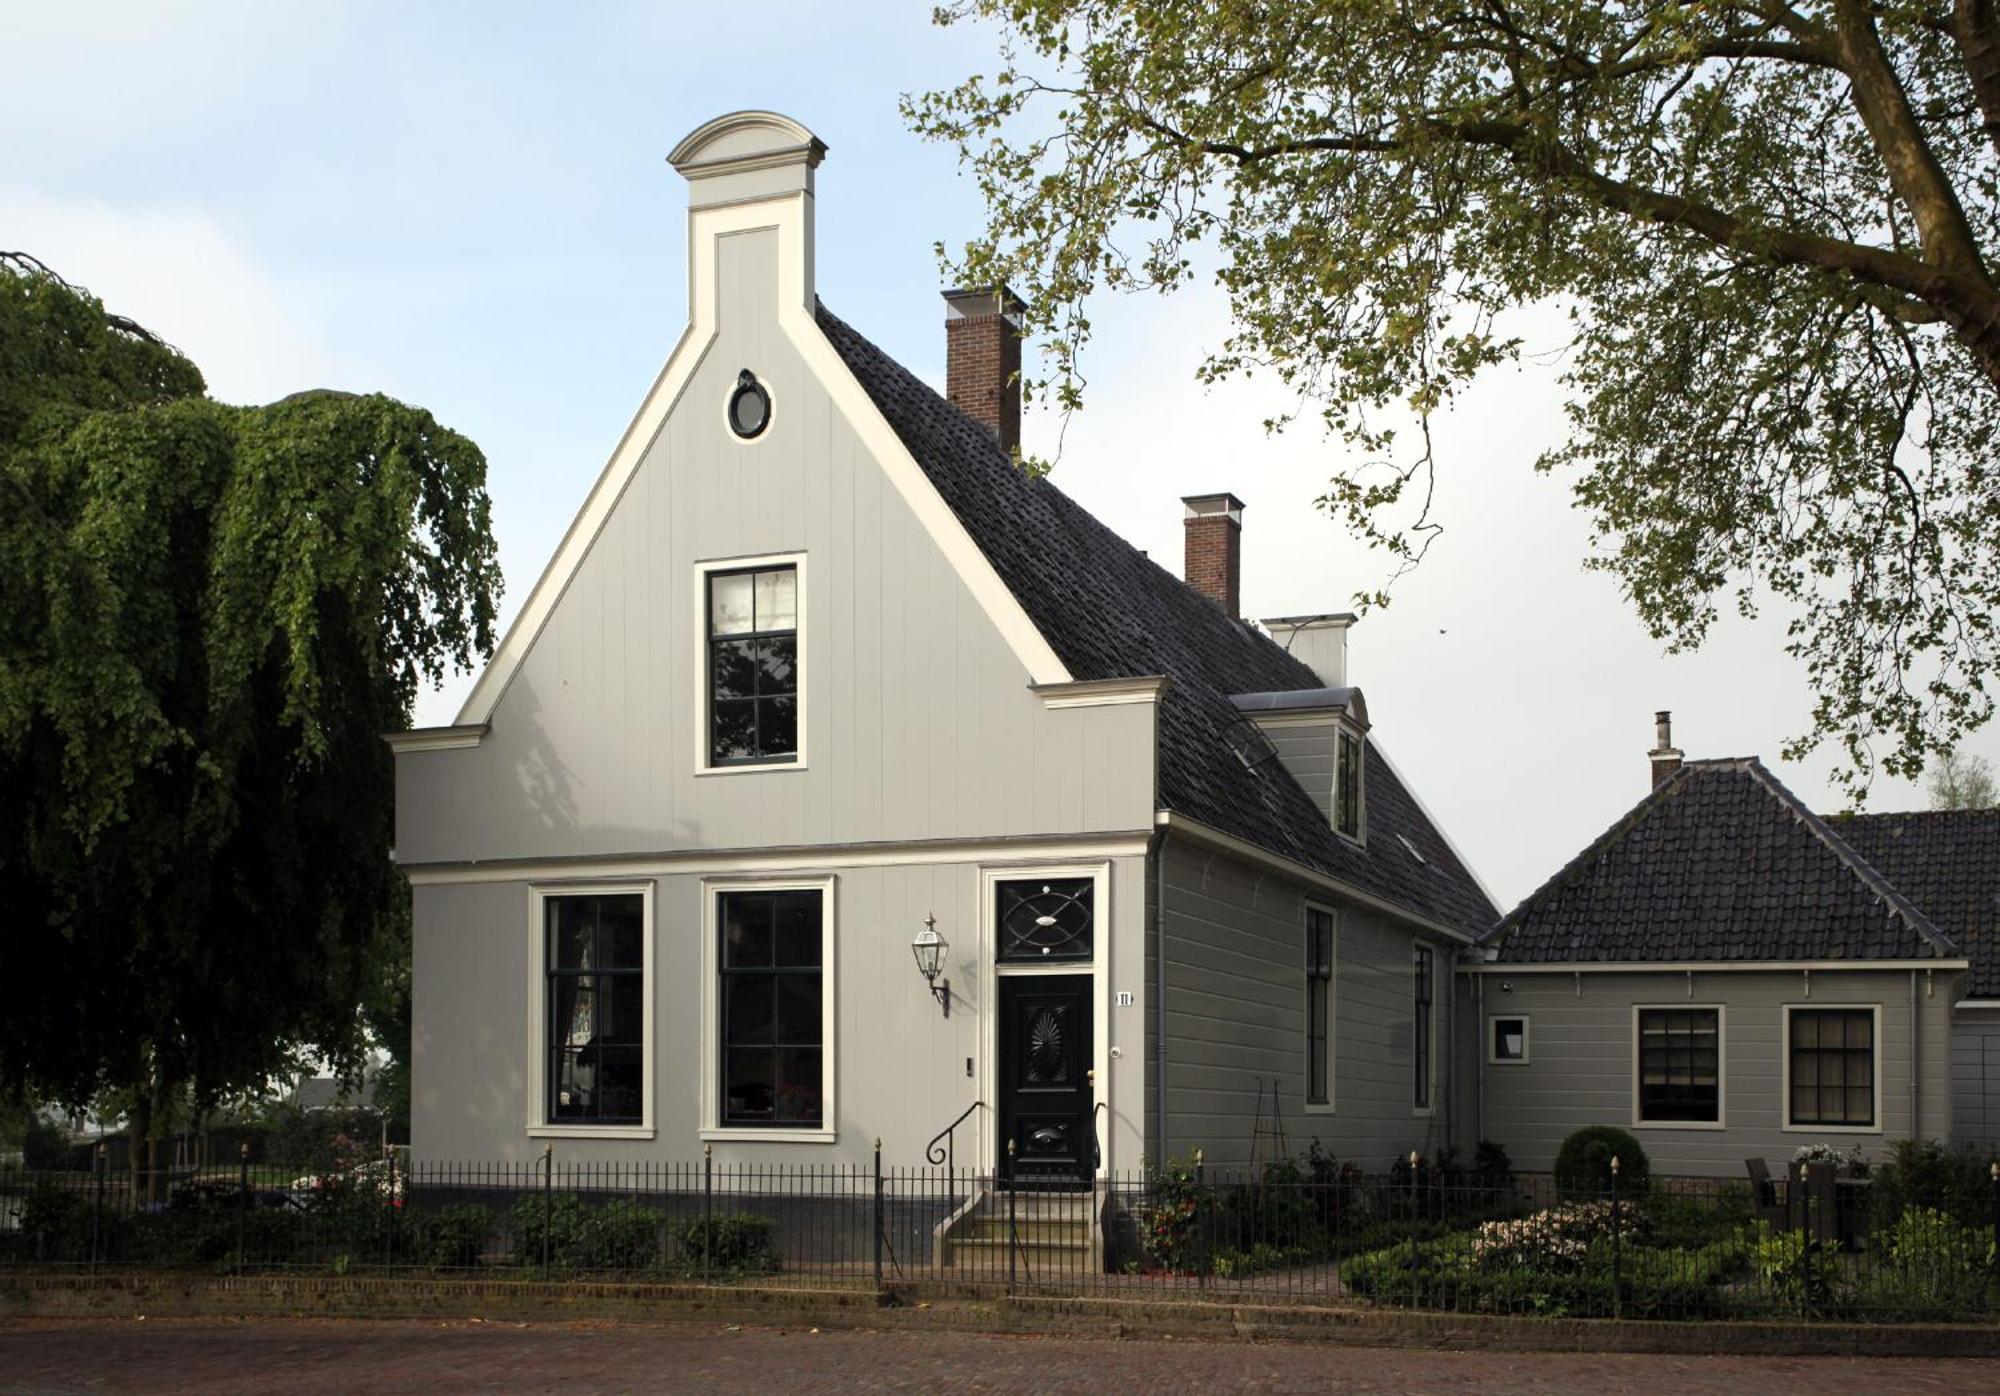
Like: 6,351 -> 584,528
1030,676 -> 1169,709
383,724 -> 488,753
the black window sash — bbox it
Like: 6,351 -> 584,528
545,894 -> 645,1125
706,566 -> 798,765
718,888 -> 824,1127
1637,1008 -> 1721,1122
1412,945 -> 1433,1108
1305,909 -> 1333,1105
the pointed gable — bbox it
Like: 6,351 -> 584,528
1486,758 -> 1957,964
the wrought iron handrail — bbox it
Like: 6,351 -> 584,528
925,1100 -> 984,1172
1090,1101 -> 1107,1172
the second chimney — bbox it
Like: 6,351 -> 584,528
1649,710 -> 1684,787
944,287 -> 1023,455
1183,492 -> 1245,617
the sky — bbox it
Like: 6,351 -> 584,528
8,1 -> 1990,912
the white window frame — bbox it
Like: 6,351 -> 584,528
1781,1002 -> 1884,1135
1303,901 -> 1339,1115
693,551 -> 808,776
699,874 -> 838,1144
977,862 -> 1114,1176
526,881 -> 656,1140
1631,1003 -> 1727,1131
1487,1014 -> 1531,1065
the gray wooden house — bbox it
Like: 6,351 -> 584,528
388,111 -> 1497,1211
1467,725 -> 1985,1176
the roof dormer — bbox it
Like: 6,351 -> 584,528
1231,686 -> 1370,844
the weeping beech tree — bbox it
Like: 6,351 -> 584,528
0,254 -> 500,1169
907,0 -> 2000,792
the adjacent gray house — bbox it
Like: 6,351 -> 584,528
1467,725 -> 1983,1176
389,110 -> 1497,1200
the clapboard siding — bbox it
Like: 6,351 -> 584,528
395,225 -> 1156,869
1952,1010 -> 2000,1146
411,853 -> 1150,1169
1156,836 -> 1453,1170
1472,968 -> 1959,1176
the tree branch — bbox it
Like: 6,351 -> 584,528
1955,0 -> 2000,155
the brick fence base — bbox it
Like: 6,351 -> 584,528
3,1273 -> 1995,1359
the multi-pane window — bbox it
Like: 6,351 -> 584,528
708,565 -> 798,765
719,888 -> 824,1126
1637,1008 -> 1721,1123
1789,1009 -> 1875,1127
545,894 -> 645,1124
1412,945 -> 1434,1108
997,879 -> 1094,963
1305,908 -> 1334,1105
1336,730 -> 1363,840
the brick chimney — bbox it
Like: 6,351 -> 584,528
1649,710 -> 1684,787
943,287 -> 1023,455
1182,493 -> 1245,617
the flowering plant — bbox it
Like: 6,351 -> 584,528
1469,1201 -> 1622,1271
1790,1142 -> 1868,1176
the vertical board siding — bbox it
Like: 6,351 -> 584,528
1471,967 -> 1960,1176
411,855 -> 1149,1170
1156,838 -> 1449,1171
394,225 -> 1156,868
1951,1011 -> 2000,1146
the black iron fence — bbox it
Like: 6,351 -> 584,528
4,1149 -> 1997,1322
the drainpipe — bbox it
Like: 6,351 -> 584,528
1910,970 -> 1921,1142
1151,826 -> 1170,1169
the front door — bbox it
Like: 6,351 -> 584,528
996,974 -> 1094,1187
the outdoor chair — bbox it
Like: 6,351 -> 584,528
1745,1158 -> 1789,1230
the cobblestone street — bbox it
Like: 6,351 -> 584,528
3,1317 -> 1998,1394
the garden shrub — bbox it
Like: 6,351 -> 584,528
668,1211 -> 777,1275
1751,1221 -> 1837,1310
1468,1201 -> 1623,1271
1869,1140 -> 1998,1233
418,1205 -> 493,1270
1553,1126 -> 1650,1198
509,1194 -> 662,1271
1138,1154 -> 1218,1273
1644,1183 -> 1753,1249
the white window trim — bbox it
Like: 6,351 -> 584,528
1487,1014 -> 1531,1065
1780,1002 -> 1884,1135
1412,941 -> 1437,1116
1303,901 -> 1339,1115
693,551 -> 809,777
526,881 -> 657,1140
699,874 -> 838,1144
1630,1003 -> 1727,1131
978,862 -> 1113,1176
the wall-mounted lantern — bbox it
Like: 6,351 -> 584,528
911,913 -> 950,1017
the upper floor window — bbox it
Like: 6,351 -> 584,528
708,564 -> 798,766
1336,729 -> 1364,841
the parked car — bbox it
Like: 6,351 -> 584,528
287,1157 -> 404,1208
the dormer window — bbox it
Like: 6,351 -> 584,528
1336,727 -> 1364,842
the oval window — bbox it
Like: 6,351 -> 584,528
728,370 -> 771,440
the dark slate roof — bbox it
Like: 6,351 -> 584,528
1484,758 -> 1958,964
1832,809 -> 2000,997
815,302 -> 1497,937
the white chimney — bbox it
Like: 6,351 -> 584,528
667,111 -> 826,309
1264,614 -> 1355,688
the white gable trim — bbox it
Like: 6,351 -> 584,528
455,190 -> 1068,727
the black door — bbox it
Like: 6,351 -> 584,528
997,974 -> 1094,1187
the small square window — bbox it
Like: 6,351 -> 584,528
1490,1015 -> 1529,1064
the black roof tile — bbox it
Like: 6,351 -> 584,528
815,302 -> 1497,937
1485,758 -> 1956,964
1832,808 -> 2000,997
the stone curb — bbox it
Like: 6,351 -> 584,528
2,1273 -> 1995,1358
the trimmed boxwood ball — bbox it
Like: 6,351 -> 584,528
1554,1126 -> 1651,1198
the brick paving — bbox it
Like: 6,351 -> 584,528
3,1317 -> 1999,1394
